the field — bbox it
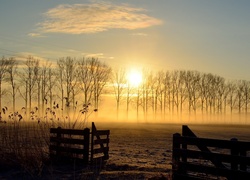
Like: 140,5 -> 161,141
0,122 -> 250,179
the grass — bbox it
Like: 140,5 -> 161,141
0,121 -> 49,178
0,104 -> 98,179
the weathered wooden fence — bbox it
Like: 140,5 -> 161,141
91,122 -> 110,164
49,122 -> 109,165
172,125 -> 250,180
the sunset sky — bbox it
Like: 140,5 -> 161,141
1,0 -> 250,81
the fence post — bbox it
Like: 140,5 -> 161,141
230,138 -> 238,171
172,133 -> 182,179
56,127 -> 62,158
91,122 -> 96,163
83,128 -> 90,164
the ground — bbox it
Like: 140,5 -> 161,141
1,122 -> 250,179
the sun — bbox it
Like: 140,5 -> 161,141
127,69 -> 143,87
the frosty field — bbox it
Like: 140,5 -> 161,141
90,122 -> 250,179
0,122 -> 250,179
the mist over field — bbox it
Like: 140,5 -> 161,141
0,56 -> 250,126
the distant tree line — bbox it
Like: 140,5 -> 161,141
1,56 -> 250,121
112,69 -> 250,119
0,56 -> 111,118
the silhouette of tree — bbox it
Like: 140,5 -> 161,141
92,59 -> 111,109
18,56 -> 39,114
57,57 -> 78,113
111,68 -> 127,119
5,57 -> 18,112
0,57 -> 10,112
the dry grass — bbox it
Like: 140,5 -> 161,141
0,105 -> 97,179
0,121 -> 49,178
1,110 -> 250,179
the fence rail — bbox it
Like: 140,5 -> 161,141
172,125 -> 250,180
49,122 -> 109,165
49,127 -> 90,164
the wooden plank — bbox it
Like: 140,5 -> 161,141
50,145 -> 86,155
173,148 -> 250,165
50,128 -> 88,136
179,162 -> 250,179
94,138 -> 109,145
94,130 -> 110,136
50,137 -> 86,145
175,135 -> 250,150
93,147 -> 109,154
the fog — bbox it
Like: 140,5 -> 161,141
86,100 -> 250,125
1,94 -> 249,127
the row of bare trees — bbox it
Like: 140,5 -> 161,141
1,56 -> 250,121
0,56 -> 111,117
112,69 -> 250,118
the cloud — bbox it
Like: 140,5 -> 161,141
17,52 -> 56,67
28,33 -> 45,38
131,33 -> 148,36
38,2 -> 162,34
85,53 -> 104,57
81,52 -> 114,60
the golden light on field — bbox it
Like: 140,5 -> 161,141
127,69 -> 143,87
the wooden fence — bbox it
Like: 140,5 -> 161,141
49,122 -> 109,165
172,125 -> 250,180
91,122 -> 110,164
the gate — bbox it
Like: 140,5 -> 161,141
172,125 -> 250,179
49,122 -> 110,165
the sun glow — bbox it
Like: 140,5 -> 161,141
127,69 -> 143,87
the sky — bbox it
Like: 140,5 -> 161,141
1,0 -> 250,81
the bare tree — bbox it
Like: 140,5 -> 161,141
18,56 -> 39,114
39,61 -> 55,114
155,71 -> 165,114
184,71 -> 201,113
214,75 -> 226,113
5,57 -> 18,112
57,57 -> 78,113
77,58 -> 95,105
111,68 -> 127,112
92,59 -> 112,109
0,57 -> 10,112
162,71 -> 171,115
142,70 -> 156,117
125,79 -> 133,119
178,70 -> 188,113
235,80 -> 245,113
238,80 -> 250,113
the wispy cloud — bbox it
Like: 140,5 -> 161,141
28,33 -> 45,38
131,33 -> 148,36
38,2 -> 162,34
84,53 -> 104,58
17,52 -> 56,66
82,52 -> 112,59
